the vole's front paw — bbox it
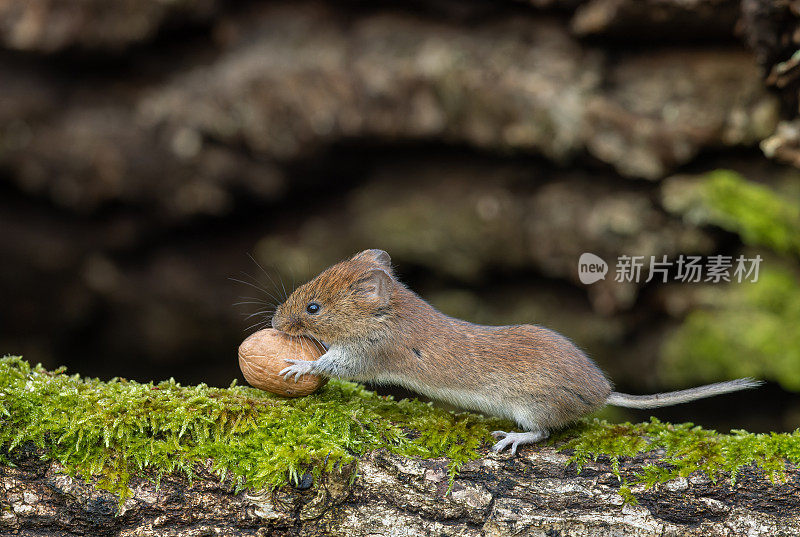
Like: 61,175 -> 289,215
279,359 -> 314,382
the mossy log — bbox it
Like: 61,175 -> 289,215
2,443 -> 799,537
2,357 -> 800,536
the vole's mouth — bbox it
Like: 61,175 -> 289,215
274,328 -> 328,350
304,334 -> 328,350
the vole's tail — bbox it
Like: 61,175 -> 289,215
606,378 -> 763,409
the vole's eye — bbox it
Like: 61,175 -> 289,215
306,302 -> 321,314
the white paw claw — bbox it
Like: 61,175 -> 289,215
279,359 -> 313,382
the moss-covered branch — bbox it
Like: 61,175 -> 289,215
1,357 -> 798,492
0,356 -> 511,500
2,357 -> 800,535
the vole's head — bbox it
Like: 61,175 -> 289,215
271,249 -> 396,345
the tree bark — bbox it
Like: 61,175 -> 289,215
2,443 -> 799,536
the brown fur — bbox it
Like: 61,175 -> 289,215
272,249 -> 611,431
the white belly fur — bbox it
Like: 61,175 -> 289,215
372,373 -> 536,428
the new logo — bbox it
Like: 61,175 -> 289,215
578,253 -> 608,285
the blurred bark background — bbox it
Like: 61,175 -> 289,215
1,0 -> 799,431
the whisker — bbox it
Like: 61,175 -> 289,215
243,309 -> 275,321
233,300 -> 273,307
278,273 -> 288,301
228,275 -> 284,305
307,333 -> 327,352
228,276 -> 271,294
244,318 -> 272,332
237,295 -> 273,302
247,253 -> 286,304
240,271 -> 285,304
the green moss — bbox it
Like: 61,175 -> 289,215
661,264 -> 800,391
700,170 -> 800,256
2,357 -> 798,506
663,170 -> 800,256
617,483 -> 638,505
0,356 -> 510,502
660,170 -> 800,391
553,417 -> 800,491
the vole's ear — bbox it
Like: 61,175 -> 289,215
360,268 -> 393,303
353,249 -> 391,268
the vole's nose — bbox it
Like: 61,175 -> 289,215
271,315 -> 278,330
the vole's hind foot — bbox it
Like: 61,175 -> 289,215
491,430 -> 548,455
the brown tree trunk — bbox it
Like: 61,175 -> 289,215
3,444 -> 799,536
